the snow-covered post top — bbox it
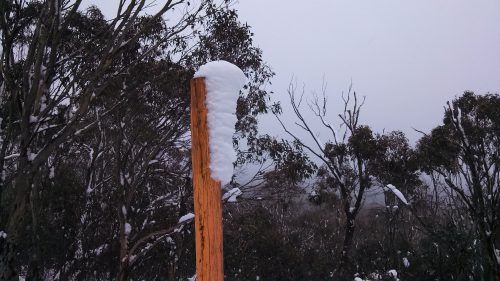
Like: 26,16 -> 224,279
193,61 -> 246,185
190,61 -> 245,281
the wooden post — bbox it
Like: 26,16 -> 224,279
190,77 -> 224,281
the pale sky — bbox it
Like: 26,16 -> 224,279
235,0 -> 500,142
83,0 -> 500,142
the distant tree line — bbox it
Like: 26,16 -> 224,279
253,89 -> 499,281
0,1 -> 498,281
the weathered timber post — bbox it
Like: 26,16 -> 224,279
190,77 -> 224,281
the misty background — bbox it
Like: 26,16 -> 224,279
83,0 -> 500,141
236,0 -> 500,142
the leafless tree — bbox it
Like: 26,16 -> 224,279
273,81 -> 378,275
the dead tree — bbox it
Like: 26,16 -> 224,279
273,81 -> 377,275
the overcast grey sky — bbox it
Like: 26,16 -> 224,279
235,0 -> 500,142
83,0 -> 500,142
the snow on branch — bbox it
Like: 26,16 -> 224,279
3,154 -> 20,160
385,184 -> 409,205
222,187 -> 242,203
178,213 -> 195,224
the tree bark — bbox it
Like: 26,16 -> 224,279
481,233 -> 500,281
339,216 -> 355,277
0,166 -> 31,281
0,239 -> 18,281
117,268 -> 129,281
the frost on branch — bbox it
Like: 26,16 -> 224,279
193,61 -> 246,185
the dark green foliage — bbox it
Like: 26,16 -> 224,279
348,125 -> 378,160
0,1 -> 272,280
416,92 -> 500,281
255,135 -> 317,183
224,202 -> 338,281
188,3 -> 274,138
1,1 -> 498,280
417,125 -> 461,173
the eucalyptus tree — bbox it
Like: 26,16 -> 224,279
0,1 -> 208,278
417,92 -> 500,281
0,0 -> 274,280
268,83 -> 379,277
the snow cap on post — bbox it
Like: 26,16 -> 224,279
193,61 -> 246,185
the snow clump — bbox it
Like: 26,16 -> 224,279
222,187 -> 243,202
387,269 -> 399,280
124,223 -> 132,236
403,257 -> 410,268
178,213 -> 195,224
386,184 -> 408,205
194,61 -> 246,185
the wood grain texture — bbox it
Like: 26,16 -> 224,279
190,77 -> 224,281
